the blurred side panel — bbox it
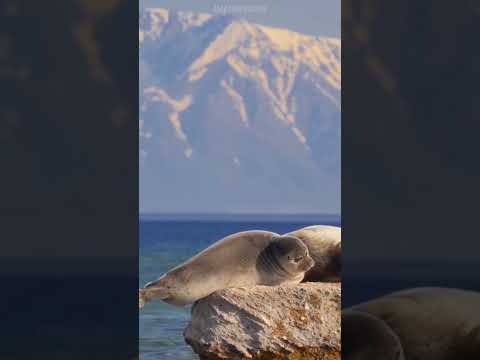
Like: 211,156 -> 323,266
0,0 -> 138,358
342,0 -> 480,304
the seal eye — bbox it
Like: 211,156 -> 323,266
287,255 -> 304,263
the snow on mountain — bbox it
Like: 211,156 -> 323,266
140,8 -> 341,214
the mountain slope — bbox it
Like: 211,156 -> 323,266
139,8 -> 341,214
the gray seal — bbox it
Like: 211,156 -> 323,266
285,225 -> 341,282
139,230 -> 314,308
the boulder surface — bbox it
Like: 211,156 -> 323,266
184,283 -> 341,359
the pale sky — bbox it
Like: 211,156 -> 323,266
140,0 -> 340,37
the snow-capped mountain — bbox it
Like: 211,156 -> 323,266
140,8 -> 341,214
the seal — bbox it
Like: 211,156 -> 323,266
139,230 -> 314,308
343,287 -> 480,360
285,225 -> 341,282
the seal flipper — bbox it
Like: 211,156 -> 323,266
138,288 -> 147,309
138,279 -> 171,309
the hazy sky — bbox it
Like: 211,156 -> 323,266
140,0 -> 340,37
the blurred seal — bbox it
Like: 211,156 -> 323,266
343,287 -> 480,360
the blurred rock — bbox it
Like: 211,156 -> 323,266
184,283 -> 341,360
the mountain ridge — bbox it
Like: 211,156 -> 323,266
140,8 -> 341,214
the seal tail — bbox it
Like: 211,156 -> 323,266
139,279 -> 170,309
139,288 -> 147,309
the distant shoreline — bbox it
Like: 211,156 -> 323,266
139,213 -> 341,223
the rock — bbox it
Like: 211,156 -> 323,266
184,283 -> 341,360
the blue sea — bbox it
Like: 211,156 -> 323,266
139,214 -> 340,359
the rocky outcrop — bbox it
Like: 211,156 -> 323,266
184,283 -> 341,359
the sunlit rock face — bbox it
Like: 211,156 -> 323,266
140,8 -> 341,214
184,283 -> 341,360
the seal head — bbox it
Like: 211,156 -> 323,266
257,235 -> 314,282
